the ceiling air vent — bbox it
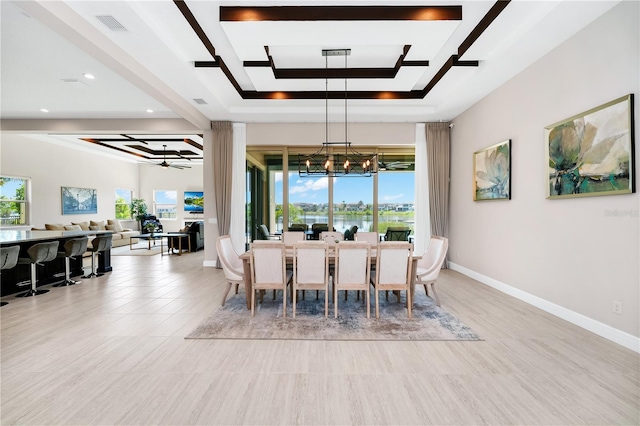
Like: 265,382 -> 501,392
96,15 -> 127,31
61,78 -> 89,88
193,98 -> 208,105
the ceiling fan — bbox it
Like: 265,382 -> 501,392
153,144 -> 191,169
378,154 -> 412,170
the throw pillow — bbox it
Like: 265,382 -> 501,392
89,226 -> 100,231
64,225 -> 82,231
89,220 -> 106,230
71,221 -> 90,231
105,225 -> 116,231
107,219 -> 124,232
45,223 -> 65,230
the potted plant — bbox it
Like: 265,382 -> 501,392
130,198 -> 148,231
143,222 -> 156,235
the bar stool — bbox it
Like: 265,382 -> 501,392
0,245 -> 21,306
83,235 -> 112,278
53,237 -> 88,287
16,241 -> 59,298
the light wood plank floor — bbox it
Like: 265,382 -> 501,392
1,251 -> 638,425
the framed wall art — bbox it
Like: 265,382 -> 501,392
545,94 -> 635,199
473,139 -> 511,201
61,186 -> 97,215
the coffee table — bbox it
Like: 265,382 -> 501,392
130,233 -> 191,256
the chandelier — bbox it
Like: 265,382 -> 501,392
298,49 -> 378,177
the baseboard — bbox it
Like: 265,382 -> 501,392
448,262 -> 640,353
203,260 -> 217,268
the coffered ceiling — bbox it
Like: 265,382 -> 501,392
0,0 -> 621,164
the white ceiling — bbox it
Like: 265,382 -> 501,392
0,0 -> 621,163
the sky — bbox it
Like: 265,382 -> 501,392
0,179 -> 24,199
276,171 -> 415,204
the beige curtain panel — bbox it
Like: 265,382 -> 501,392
425,122 -> 450,267
212,121 -> 233,268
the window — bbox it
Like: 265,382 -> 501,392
378,170 -> 415,235
0,176 -> 29,226
153,190 -> 177,219
115,188 -> 132,219
333,176 -> 373,234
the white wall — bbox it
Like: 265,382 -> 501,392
0,133 -> 204,233
449,2 -> 639,339
247,122 -> 416,146
0,133 -> 139,227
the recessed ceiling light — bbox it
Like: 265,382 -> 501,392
83,73 -> 95,80
146,109 -> 154,113
40,108 -> 49,113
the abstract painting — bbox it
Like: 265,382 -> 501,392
546,94 -> 635,199
61,187 -> 97,215
473,139 -> 511,201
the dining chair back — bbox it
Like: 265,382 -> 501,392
320,231 -> 343,247
415,236 -> 448,306
355,232 -> 379,247
282,231 -> 306,247
311,223 -> 329,240
292,241 -> 329,317
384,227 -> 411,241
333,241 -> 371,318
216,235 -> 244,306
372,242 -> 414,318
250,241 -> 291,317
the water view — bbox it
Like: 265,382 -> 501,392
271,170 -> 415,234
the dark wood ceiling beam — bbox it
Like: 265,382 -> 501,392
458,0 -> 511,58
220,6 -> 462,21
80,138 -> 150,160
242,90 -> 424,100
174,0 -> 216,58
176,1 -> 509,100
242,44 -> 427,79
183,138 -> 204,151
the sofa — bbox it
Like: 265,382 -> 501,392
42,219 -> 140,248
169,221 -> 204,252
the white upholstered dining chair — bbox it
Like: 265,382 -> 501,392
333,241 -> 371,318
292,241 -> 329,318
250,240 -> 291,317
371,241 -> 414,319
415,236 -> 449,307
282,231 -> 306,247
320,231 -> 343,247
216,235 -> 244,306
354,231 -> 380,247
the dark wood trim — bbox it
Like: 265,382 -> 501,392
402,61 -> 430,66
243,61 -> 271,67
174,0 -> 216,58
458,0 -> 511,58
242,90 -> 424,100
183,138 -> 204,151
242,44 -> 427,79
195,61 -> 219,68
220,6 -> 462,22
80,138 -> 149,159
176,1 -> 508,100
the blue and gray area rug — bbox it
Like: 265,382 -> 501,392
186,289 -> 481,341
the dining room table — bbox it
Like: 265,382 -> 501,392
238,243 -> 421,310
